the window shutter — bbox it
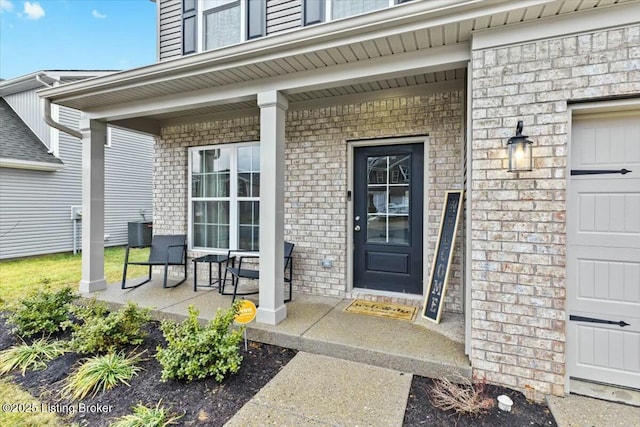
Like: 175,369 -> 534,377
247,0 -> 266,40
183,0 -> 197,55
303,0 -> 324,26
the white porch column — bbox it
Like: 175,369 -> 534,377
256,91 -> 288,324
78,118 -> 107,293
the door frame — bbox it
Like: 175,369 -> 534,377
565,96 -> 640,394
346,136 -> 430,297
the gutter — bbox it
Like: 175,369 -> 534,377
36,73 -> 83,139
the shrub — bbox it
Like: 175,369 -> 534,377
156,303 -> 243,382
69,300 -> 151,354
109,401 -> 183,427
429,372 -> 494,415
7,286 -> 76,337
61,351 -> 144,400
0,338 -> 67,376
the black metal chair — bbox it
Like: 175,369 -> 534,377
122,234 -> 187,289
224,241 -> 294,303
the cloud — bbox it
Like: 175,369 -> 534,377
0,0 -> 13,13
92,9 -> 106,19
23,1 -> 44,20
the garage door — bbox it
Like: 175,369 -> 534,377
567,111 -> 640,390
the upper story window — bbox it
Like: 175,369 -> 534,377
182,0 -> 265,55
204,0 -> 242,51
331,0 -> 388,20
304,0 -> 413,26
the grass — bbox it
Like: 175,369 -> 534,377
109,401 -> 183,427
0,338 -> 67,376
61,351 -> 145,401
0,378 -> 67,427
0,246 -> 150,305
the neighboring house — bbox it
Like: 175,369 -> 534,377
38,0 -> 640,401
0,71 -> 154,259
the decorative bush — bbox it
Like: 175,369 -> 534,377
156,303 -> 244,382
429,372 -> 494,415
0,338 -> 67,376
61,351 -> 144,400
7,287 -> 76,337
109,401 -> 183,427
69,300 -> 151,354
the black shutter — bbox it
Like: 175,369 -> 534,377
303,0 -> 324,26
183,0 -> 197,55
247,0 -> 266,40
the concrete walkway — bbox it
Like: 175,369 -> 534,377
225,352 -> 412,426
547,394 -> 640,427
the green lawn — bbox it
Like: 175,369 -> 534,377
0,246 -> 150,305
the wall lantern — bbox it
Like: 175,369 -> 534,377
507,120 -> 533,172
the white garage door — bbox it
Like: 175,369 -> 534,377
567,111 -> 640,390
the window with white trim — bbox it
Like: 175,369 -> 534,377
304,0 -> 413,26
331,0 -> 387,20
203,0 -> 242,51
189,142 -> 260,251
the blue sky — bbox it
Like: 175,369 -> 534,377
0,0 -> 156,79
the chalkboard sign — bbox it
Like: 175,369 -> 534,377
423,190 -> 463,323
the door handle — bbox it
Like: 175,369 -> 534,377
354,225 -> 361,232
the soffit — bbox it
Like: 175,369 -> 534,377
146,68 -> 467,121
40,0 -> 631,115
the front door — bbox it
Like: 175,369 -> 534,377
353,143 -> 424,294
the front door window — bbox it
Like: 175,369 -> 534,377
366,154 -> 410,245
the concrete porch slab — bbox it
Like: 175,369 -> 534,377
83,280 -> 471,381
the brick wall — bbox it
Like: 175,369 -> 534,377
156,89 -> 465,312
470,24 -> 640,400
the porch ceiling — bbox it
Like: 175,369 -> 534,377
39,0 -> 631,127
143,68 -> 467,121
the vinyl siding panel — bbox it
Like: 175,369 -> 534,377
267,0 -> 302,35
0,106 -> 153,259
3,89 -> 51,149
159,0 -> 183,61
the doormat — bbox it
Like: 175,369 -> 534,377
344,299 -> 417,321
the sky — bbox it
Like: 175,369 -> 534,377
0,0 -> 156,80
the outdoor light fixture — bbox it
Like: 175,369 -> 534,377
507,120 -> 533,172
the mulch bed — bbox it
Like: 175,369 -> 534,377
0,316 -> 297,426
404,375 -> 558,426
2,314 -> 558,426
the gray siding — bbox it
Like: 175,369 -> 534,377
0,107 -> 154,259
3,88 -> 51,149
159,0 -> 182,62
267,0 -> 302,35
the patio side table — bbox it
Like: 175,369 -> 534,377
192,254 -> 234,293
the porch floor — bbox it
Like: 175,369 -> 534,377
84,279 -> 470,380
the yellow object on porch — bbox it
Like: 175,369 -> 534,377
344,299 -> 417,322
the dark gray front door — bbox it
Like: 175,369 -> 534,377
353,144 -> 424,294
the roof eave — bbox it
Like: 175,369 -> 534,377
38,0 -> 555,105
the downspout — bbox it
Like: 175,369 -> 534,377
37,74 -> 84,254
43,98 -> 82,140
36,73 -> 83,140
